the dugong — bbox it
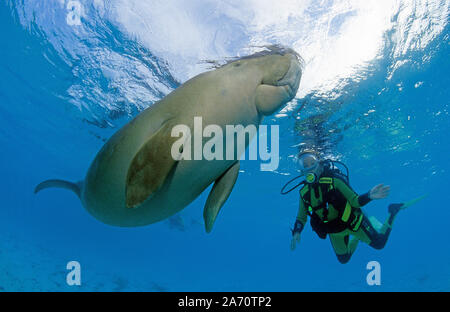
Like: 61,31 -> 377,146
35,47 -> 302,232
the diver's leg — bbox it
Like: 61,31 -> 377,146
329,231 -> 354,264
340,204 -> 405,254
367,203 -> 403,248
357,212 -> 397,250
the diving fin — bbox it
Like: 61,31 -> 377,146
389,194 -> 427,216
203,161 -> 240,233
401,194 -> 427,209
387,194 -> 428,221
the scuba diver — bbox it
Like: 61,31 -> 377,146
283,150 -> 415,264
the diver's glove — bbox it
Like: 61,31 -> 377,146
291,220 -> 304,236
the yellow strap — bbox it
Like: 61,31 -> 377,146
341,202 -> 352,222
352,214 -> 363,231
300,185 -> 309,196
319,177 -> 333,184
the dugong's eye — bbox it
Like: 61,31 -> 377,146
233,62 -> 241,67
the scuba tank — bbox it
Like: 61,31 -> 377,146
321,159 -> 349,184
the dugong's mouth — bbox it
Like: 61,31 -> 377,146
275,55 -> 302,99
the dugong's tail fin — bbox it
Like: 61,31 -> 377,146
34,179 -> 83,199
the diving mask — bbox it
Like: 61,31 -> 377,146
297,151 -> 320,183
297,152 -> 319,172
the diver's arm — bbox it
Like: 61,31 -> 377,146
291,198 -> 306,250
294,196 -> 307,233
333,178 -> 371,208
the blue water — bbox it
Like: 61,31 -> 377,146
1,0 -> 449,291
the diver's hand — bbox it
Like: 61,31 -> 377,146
369,184 -> 390,200
291,233 -> 301,251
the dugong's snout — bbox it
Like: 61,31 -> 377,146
254,51 -> 303,116
275,54 -> 302,99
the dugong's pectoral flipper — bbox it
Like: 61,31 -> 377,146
126,119 -> 187,209
203,161 -> 240,233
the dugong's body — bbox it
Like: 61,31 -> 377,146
36,47 -> 302,232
